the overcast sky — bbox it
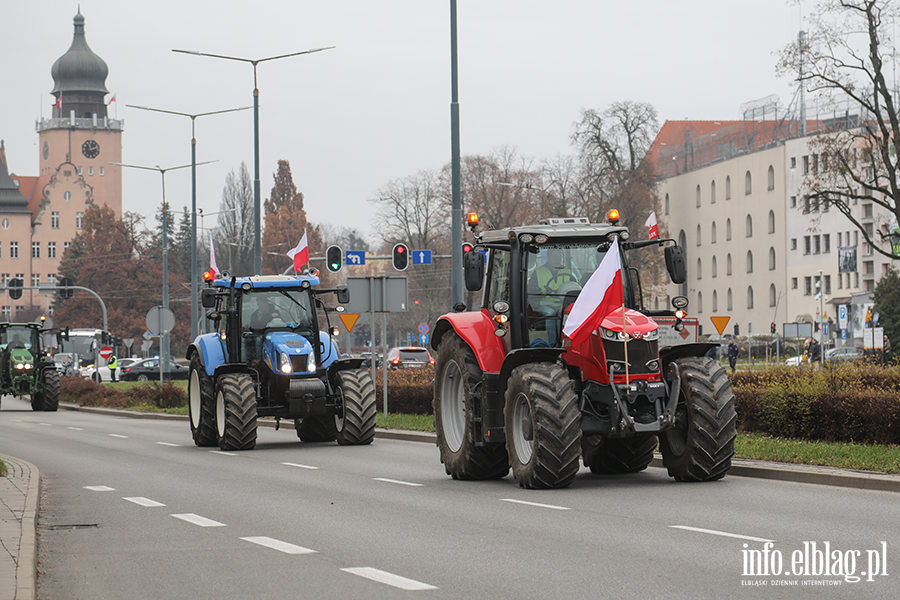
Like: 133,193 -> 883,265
2,1 -> 805,244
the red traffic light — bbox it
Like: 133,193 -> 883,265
462,243 -> 474,253
392,243 -> 410,271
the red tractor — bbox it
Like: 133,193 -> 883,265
431,213 -> 736,489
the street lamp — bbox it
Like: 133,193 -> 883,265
450,0 -> 462,308
126,104 -> 251,342
110,160 -> 216,375
172,45 -> 336,276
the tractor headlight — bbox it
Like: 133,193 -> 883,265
24,363 -> 33,370
280,352 -> 292,374
307,358 -> 317,373
601,327 -> 627,342
15,363 -> 25,370
643,329 -> 660,342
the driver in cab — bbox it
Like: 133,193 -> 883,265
250,297 -> 281,330
528,249 -> 578,345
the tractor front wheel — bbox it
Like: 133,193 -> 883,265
659,357 -> 736,481
433,332 -> 509,480
505,363 -> 581,489
189,355 -> 217,447
41,368 -> 60,412
335,368 -> 376,445
215,374 -> 258,451
581,434 -> 657,474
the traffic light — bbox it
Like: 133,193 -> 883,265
770,322 -> 776,334
733,324 -> 740,336
8,278 -> 23,300
325,245 -> 343,273
58,276 -> 74,299
462,242 -> 474,254
392,243 -> 409,271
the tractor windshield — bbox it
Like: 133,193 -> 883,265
0,326 -> 39,353
242,289 -> 316,339
525,242 -> 630,347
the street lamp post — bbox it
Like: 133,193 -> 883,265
450,0 -> 463,308
126,104 -> 251,341
172,45 -> 335,276
110,160 -> 215,374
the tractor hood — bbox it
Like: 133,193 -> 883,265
262,331 -> 316,375
10,348 -> 35,370
599,307 -> 659,339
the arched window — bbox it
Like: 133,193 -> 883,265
769,284 -> 777,307
747,251 -> 753,273
768,210 -> 775,234
665,193 -> 670,215
746,214 -> 753,237
712,255 -> 718,278
696,224 -> 702,246
697,291 -> 703,314
696,185 -> 701,208
726,218 -> 732,241
713,290 -> 718,312
745,170 -> 752,195
678,230 -> 687,296
711,221 -> 717,244
710,180 -> 717,204
726,176 -> 731,200
767,165 -> 775,191
727,288 -> 733,311
747,286 -> 754,309
697,258 -> 702,280
769,247 -> 776,270
727,253 -> 732,276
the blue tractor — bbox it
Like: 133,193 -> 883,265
186,273 -> 375,451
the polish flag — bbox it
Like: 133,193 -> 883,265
56,96 -> 61,110
562,237 -> 624,346
209,232 -> 219,277
287,229 -> 310,272
108,93 -> 116,105
645,211 -> 659,240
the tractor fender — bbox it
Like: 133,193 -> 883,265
496,347 -> 566,406
431,309 -> 506,373
317,331 -> 340,370
186,333 -> 227,378
327,358 -> 368,387
660,342 -> 719,372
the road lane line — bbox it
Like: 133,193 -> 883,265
374,478 -> 424,487
670,525 -> 775,543
171,513 -> 226,527
341,567 -> 437,591
155,441 -> 180,447
281,462 -> 320,470
84,486 -> 115,492
124,497 -> 166,507
500,498 -> 571,511
241,536 -> 317,554
67,427 -> 84,431
39,423 -> 53,427
209,450 -> 237,456
109,434 -> 128,438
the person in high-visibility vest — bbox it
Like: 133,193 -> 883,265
528,249 -> 579,345
108,354 -> 118,382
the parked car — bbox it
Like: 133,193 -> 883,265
784,355 -> 802,366
824,346 -> 862,363
386,346 -> 434,369
81,363 -> 121,383
119,357 -> 189,381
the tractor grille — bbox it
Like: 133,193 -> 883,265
290,354 -> 309,373
602,338 -> 659,375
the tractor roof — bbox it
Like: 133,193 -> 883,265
0,322 -> 44,330
213,274 -> 320,290
477,217 -> 627,245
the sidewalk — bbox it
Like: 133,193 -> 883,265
0,454 -> 38,600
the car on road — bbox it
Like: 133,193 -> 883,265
119,357 -> 189,381
824,346 -> 862,364
80,363 -> 120,383
386,346 -> 434,369
784,355 -> 802,366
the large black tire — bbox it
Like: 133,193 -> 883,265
41,368 -> 60,412
335,368 -> 376,445
433,332 -> 509,480
215,374 -> 258,451
659,357 -> 736,481
505,363 -> 581,489
189,355 -> 217,447
295,415 -> 337,442
581,434 -> 657,474
31,389 -> 44,412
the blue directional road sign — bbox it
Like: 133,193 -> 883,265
345,251 -> 366,266
419,334 -> 428,344
412,249 -> 432,265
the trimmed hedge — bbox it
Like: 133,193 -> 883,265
374,366 -> 434,415
60,376 -> 188,409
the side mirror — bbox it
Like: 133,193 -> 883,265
665,245 -> 687,284
336,284 -> 350,304
464,250 -> 484,291
201,288 -> 218,308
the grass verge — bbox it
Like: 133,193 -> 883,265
735,431 -> 900,474
0,459 -> 6,477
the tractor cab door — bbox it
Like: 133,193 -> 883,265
484,247 -> 513,354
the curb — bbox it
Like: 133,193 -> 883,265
59,403 -> 900,493
0,453 -> 39,600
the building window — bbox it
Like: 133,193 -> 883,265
746,251 -> 753,273
770,284 -> 777,307
52,211 -> 60,229
31,274 -> 40,287
1,307 -> 8,320
769,247 -> 776,270
791,157 -> 797,169
747,286 -> 754,309
746,214 -> 753,237
696,185 -> 701,208
790,196 -> 797,208
89,167 -> 94,176
48,242 -> 57,259
64,191 -> 72,202
812,154 -> 819,174
768,210 -> 775,234
814,235 -> 821,254
696,225 -> 702,246
805,276 -> 812,295
99,167 -> 105,176
48,274 -> 57,285
725,176 -> 731,200
1,274 -> 9,286
64,242 -> 71,250
864,260 -> 874,275
791,238 -> 797,251
697,258 -> 702,280
804,236 -> 811,255
10,242 -> 18,259
711,221 -> 717,244
803,196 -> 810,214
745,171 -> 752,195
823,234 -> 830,253
727,288 -> 733,311
32,242 -> 40,259
838,273 -> 843,289
767,165 -> 775,190
665,193 -> 669,215
76,212 -> 84,229
697,291 -> 703,314
863,203 -> 873,218
825,275 -> 831,294
712,255 -> 718,278
726,218 -> 732,241
792,277 -> 798,289
855,272 -> 860,288
713,290 -> 718,312
803,155 -> 809,174
710,180 -> 717,204
727,253 -> 732,276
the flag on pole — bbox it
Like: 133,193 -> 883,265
286,229 -> 310,272
209,232 -> 219,277
108,93 -> 116,105
55,95 -> 61,110
645,211 -> 659,240
562,237 -> 624,346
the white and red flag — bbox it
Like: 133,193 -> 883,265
108,93 -> 116,105
55,96 -> 61,110
645,211 -> 659,240
562,237 -> 624,346
209,232 -> 219,277
286,229 -> 310,272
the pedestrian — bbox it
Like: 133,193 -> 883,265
727,340 -> 738,374
809,338 -> 821,367
108,354 -> 118,382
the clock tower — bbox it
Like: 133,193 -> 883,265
37,9 -> 122,217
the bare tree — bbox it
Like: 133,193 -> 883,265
214,162 -> 255,276
778,0 -> 900,259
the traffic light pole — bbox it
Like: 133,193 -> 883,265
15,284 -> 108,331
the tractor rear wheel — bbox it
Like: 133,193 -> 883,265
505,363 -> 581,489
659,357 -> 736,481
189,355 -> 217,447
296,415 -> 337,442
41,368 -> 60,412
433,332 -> 509,480
581,434 -> 657,474
335,368 -> 376,445
215,373 -> 258,451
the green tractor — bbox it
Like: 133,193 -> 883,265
0,322 -> 60,411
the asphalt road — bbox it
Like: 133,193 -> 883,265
2,395 -> 898,599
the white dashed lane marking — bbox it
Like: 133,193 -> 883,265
39,423 -> 52,427
171,513 -> 226,527
67,427 -> 83,431
374,478 -> 424,487
670,525 -> 775,543
281,462 -> 320,470
342,567 -> 437,591
155,441 -> 180,447
209,450 -> 237,456
84,486 -> 115,492
241,536 -> 316,554
124,497 -> 166,507
500,498 -> 571,511
109,434 -> 128,438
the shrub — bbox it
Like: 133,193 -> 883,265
60,376 -> 187,409
373,366 -> 434,415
